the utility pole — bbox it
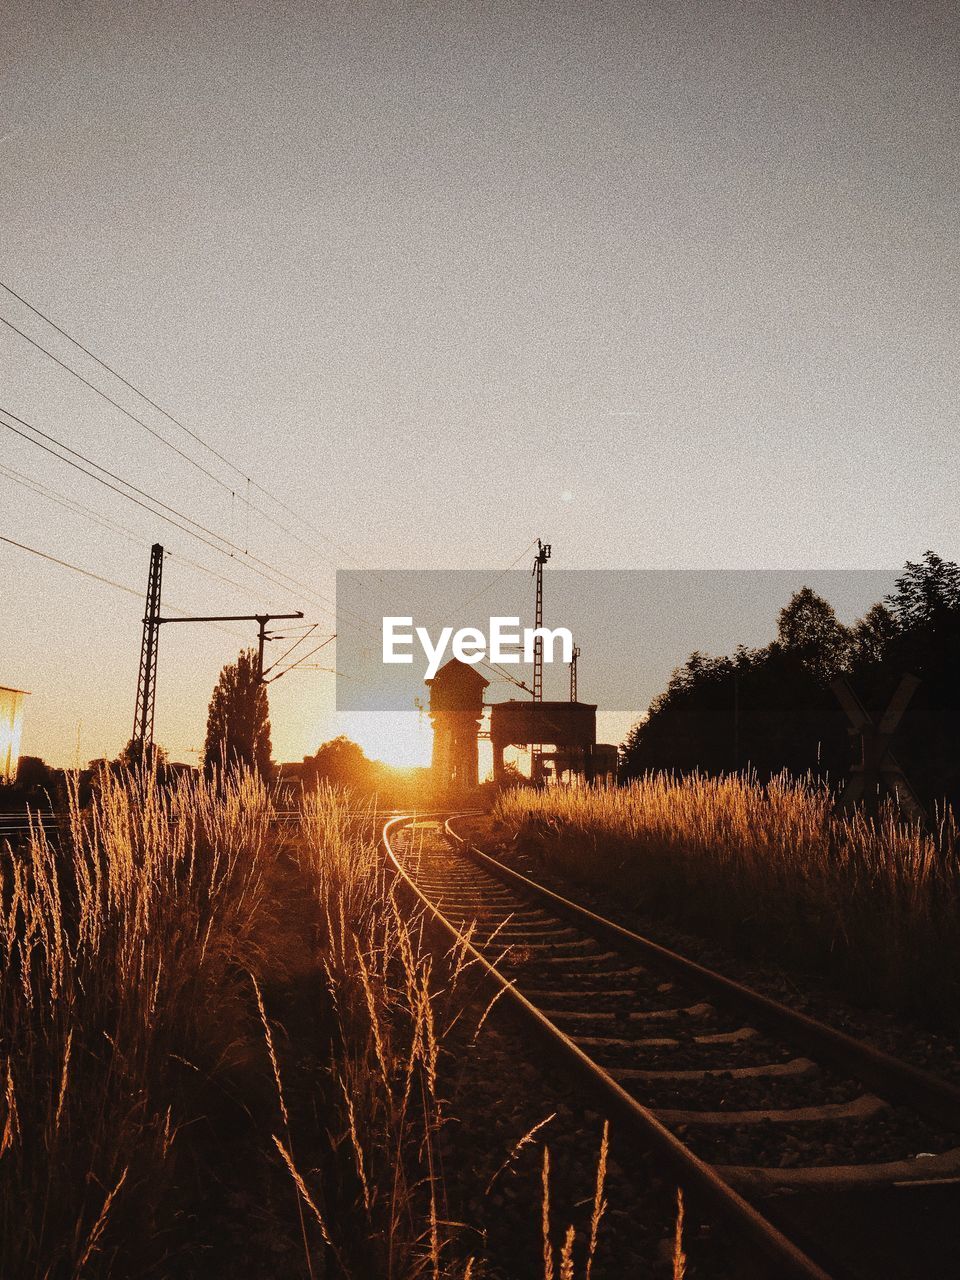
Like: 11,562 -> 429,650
131,544 -> 303,759
569,644 -> 580,702
132,543 -> 164,758
256,616 -> 278,683
531,538 -> 551,781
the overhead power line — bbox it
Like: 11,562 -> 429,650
1,416 -> 532,698
456,538 -> 540,613
458,537 -> 539,694
0,402 -> 378,630
261,622 -> 319,676
0,457 -> 312,626
0,403 -> 341,621
0,460 -> 144,546
0,312 -> 230,492
0,278 -> 372,569
0,278 -> 243,481
0,404 -> 240,551
0,534 -> 144,598
0,535 -> 243,637
1,271 -> 540,698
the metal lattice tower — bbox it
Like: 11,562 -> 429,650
532,539 -> 551,701
531,539 -> 551,781
569,644 -> 580,702
132,543 -> 164,756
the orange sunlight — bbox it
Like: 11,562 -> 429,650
337,712 -> 433,769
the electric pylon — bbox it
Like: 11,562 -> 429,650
532,538 -> 551,701
132,543 -> 164,757
531,538 -> 551,781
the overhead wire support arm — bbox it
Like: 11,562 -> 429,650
156,613 -> 305,623
156,611 -> 305,682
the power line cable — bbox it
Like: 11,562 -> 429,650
451,538 -> 539,693
454,539 -> 539,613
0,285 -> 464,627
0,534 -> 243,635
0,457 -> 317,631
0,405 -> 240,551
0,534 -> 144,598
0,461 -> 144,545
0,402 -> 376,627
2,289 -> 528,686
0,404 -> 342,618
0,279 -> 373,568
0,277 -> 243,481
0,313 -> 230,491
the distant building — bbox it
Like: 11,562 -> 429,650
489,699 -> 617,785
0,686 -> 29,783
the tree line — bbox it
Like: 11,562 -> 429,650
621,551 -> 960,809
5,648 -> 419,807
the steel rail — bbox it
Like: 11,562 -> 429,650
444,817 -> 960,1133
382,814 -> 832,1280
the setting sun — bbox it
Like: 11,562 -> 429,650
337,711 -> 433,770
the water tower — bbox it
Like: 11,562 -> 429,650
427,658 -> 488,790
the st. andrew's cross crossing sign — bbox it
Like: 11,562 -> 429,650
830,674 -> 924,821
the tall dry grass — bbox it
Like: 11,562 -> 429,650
290,789 -> 472,1278
496,775 -> 960,1025
0,765 -> 271,1276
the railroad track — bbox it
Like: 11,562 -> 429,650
383,813 -> 960,1280
0,812 -> 59,837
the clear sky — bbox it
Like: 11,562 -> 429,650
1,1 -> 957,768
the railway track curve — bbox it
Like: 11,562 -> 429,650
383,812 -> 960,1280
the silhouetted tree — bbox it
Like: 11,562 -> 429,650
116,738 -> 168,772
776,587 -> 849,681
878,552 -> 960,806
202,649 -> 272,779
305,736 -> 375,789
848,602 -> 899,670
886,551 -> 960,630
621,555 -> 960,809
623,590 -> 854,783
